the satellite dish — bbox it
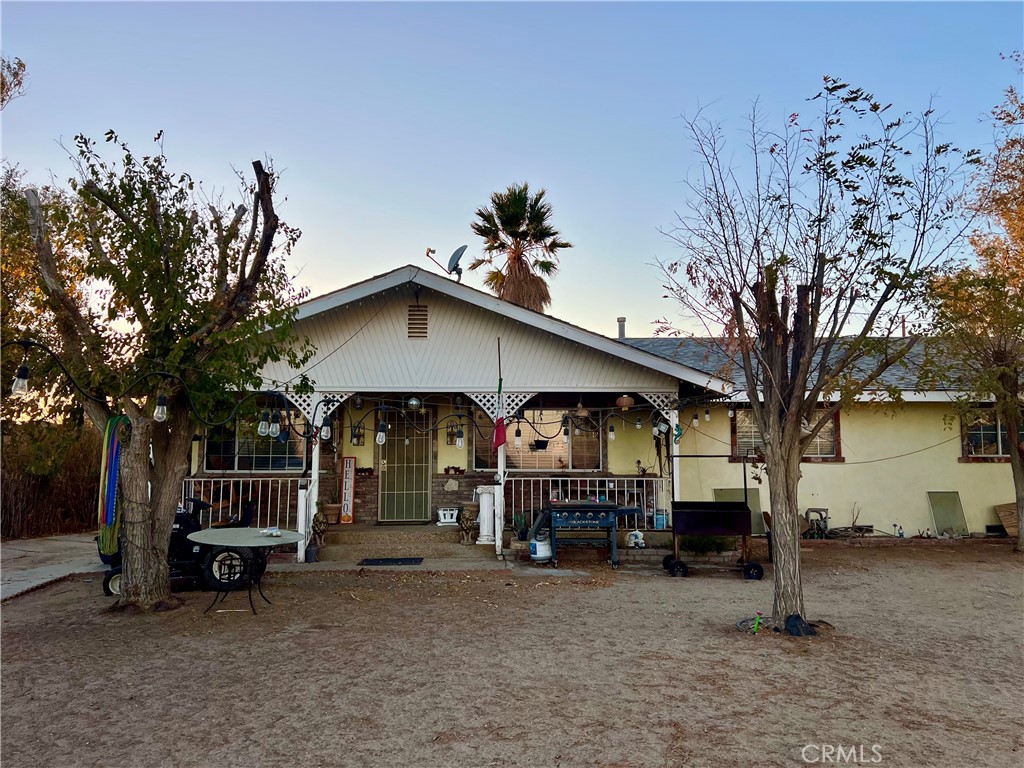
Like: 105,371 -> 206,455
447,245 -> 468,282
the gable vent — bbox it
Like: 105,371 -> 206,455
408,304 -> 428,338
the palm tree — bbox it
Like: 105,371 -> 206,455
469,182 -> 572,312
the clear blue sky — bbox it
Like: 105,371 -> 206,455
4,1 -> 1021,336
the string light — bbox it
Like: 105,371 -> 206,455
608,423 -> 616,441
11,363 -> 29,397
153,394 -> 168,423
257,410 -> 271,437
514,426 -> 522,449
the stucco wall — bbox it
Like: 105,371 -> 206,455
676,403 -> 1014,535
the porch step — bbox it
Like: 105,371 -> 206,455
316,542 -> 493,563
316,523 -> 487,564
324,523 -> 462,547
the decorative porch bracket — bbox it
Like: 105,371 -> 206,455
464,392 -> 537,421
282,391 -> 353,424
638,392 -> 678,425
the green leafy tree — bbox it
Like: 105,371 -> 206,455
469,182 -> 572,313
659,78 -> 978,629
23,131 -> 311,610
930,63 -> 1024,550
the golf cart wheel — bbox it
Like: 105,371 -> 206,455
668,560 -> 689,578
662,554 -> 675,571
743,562 -> 765,580
203,547 -> 251,591
102,568 -> 123,596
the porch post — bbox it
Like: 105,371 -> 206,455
670,411 -> 681,503
496,445 -> 506,558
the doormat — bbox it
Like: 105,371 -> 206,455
358,557 -> 424,566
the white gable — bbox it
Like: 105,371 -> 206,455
261,265 -> 729,395
265,285 -> 683,393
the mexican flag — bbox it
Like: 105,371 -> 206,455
492,375 -> 506,452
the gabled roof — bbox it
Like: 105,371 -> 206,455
621,337 -> 964,402
298,265 -> 731,394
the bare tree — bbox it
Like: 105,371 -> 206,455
659,78 -> 978,631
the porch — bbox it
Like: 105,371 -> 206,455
181,473 -> 671,563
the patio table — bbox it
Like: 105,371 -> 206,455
187,527 -> 303,614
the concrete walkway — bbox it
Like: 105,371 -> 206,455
1,532 -> 590,602
1,532 -> 108,601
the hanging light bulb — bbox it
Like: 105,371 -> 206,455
608,424 -> 616,441
269,411 -> 281,438
727,407 -> 735,418
456,426 -> 464,450
353,396 -> 363,410
704,408 -> 711,422
635,417 -> 642,430
320,416 -> 332,441
11,363 -> 29,397
404,436 -> 410,446
153,394 -> 168,423
574,427 -> 581,436
514,426 -> 522,449
375,421 -> 388,445
691,412 -> 699,428
563,425 -> 569,444
257,410 -> 271,437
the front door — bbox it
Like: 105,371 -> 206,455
378,409 -> 432,522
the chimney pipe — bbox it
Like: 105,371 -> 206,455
617,317 -> 626,339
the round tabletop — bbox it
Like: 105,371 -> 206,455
187,527 -> 304,548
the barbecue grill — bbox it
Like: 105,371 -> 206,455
541,501 -> 640,569
663,500 -> 764,580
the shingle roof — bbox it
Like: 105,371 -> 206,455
620,337 -> 953,394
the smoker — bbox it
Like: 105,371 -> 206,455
663,500 -> 765,580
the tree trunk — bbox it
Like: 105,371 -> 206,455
115,415 -> 174,610
1004,408 -> 1024,554
766,447 -> 806,625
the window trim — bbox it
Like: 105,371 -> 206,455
959,408 -> 1023,464
203,409 -> 308,474
729,407 -> 844,463
472,408 -> 604,473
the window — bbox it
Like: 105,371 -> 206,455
732,408 -> 840,461
473,409 -> 601,472
204,410 -> 307,472
963,410 -> 1023,458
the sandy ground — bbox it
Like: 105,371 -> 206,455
2,542 -> 1022,768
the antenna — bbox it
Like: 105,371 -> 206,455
447,245 -> 468,283
425,245 -> 468,282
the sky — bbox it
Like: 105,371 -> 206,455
3,1 -> 1021,337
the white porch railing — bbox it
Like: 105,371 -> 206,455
181,477 -> 303,530
503,476 -> 671,531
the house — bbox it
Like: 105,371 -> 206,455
186,265 -> 1017,556
623,337 -> 1017,538
187,265 -> 729,556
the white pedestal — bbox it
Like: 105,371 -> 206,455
476,486 -> 495,544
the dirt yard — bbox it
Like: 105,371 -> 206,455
2,542 -> 1021,768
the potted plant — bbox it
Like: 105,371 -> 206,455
305,510 -> 329,563
318,486 -> 342,524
